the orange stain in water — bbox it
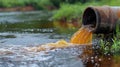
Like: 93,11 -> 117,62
70,26 -> 92,45
28,26 -> 93,52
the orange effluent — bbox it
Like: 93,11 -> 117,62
28,40 -> 70,52
70,26 -> 92,45
28,26 -> 93,52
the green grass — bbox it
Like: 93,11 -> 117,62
0,0 -> 26,8
0,0 -> 119,10
103,0 -> 120,6
52,0 -> 120,22
111,38 -> 120,53
0,0 -> 54,10
52,2 -> 103,21
99,36 -> 120,55
52,4 -> 84,22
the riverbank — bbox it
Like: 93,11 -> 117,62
0,6 -> 35,12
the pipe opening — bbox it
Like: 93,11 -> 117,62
82,7 -> 98,28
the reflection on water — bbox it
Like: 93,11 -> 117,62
0,11 -> 52,23
0,11 -> 53,32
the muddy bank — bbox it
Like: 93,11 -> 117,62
0,6 -> 35,12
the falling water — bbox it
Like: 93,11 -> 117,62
70,26 -> 93,45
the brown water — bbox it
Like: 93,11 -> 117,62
70,26 -> 92,44
78,46 -> 120,67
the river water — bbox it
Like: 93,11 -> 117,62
0,11 -> 84,67
0,11 -> 120,67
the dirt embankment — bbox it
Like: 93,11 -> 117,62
0,6 -> 35,12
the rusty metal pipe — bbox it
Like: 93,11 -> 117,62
82,6 -> 120,34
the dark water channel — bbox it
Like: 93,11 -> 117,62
0,11 -> 120,67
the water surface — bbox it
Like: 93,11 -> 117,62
0,11 -> 120,67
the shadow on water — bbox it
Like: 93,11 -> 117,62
0,11 -> 120,67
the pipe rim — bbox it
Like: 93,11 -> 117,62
82,7 -> 100,32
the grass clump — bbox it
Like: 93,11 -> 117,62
99,36 -> 120,55
0,0 -> 26,8
111,38 -> 120,53
53,4 -> 84,22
